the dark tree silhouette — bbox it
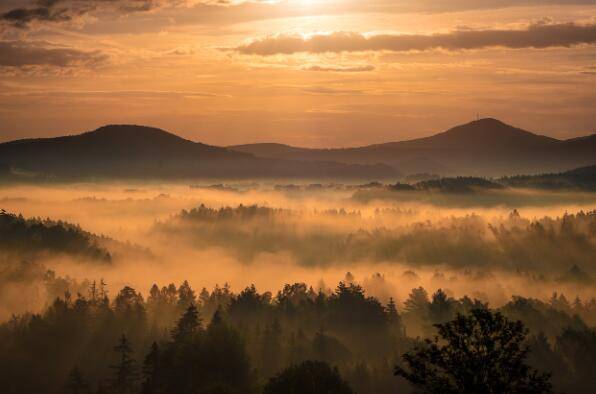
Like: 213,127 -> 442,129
404,287 -> 430,314
0,210 -> 111,262
141,342 -> 163,394
555,327 -> 596,393
110,335 -> 139,394
65,366 -> 90,394
394,308 -> 552,394
386,297 -> 404,335
170,303 -> 202,342
260,318 -> 283,377
428,289 -> 455,324
0,280 -> 592,394
264,360 -> 354,394
177,280 -> 196,311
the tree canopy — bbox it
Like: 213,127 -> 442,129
264,360 -> 354,394
395,308 -> 552,394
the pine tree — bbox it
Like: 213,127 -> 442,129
386,298 -> 399,322
99,279 -> 108,299
572,296 -> 583,313
171,304 -> 202,342
65,366 -> 90,394
210,305 -> 224,326
404,287 -> 429,314
260,318 -> 283,377
177,280 -> 196,310
386,297 -> 405,336
141,342 -> 162,394
110,335 -> 139,394
89,281 -> 97,303
429,289 -> 455,324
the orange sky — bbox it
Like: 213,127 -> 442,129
0,0 -> 595,147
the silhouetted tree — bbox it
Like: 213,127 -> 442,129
65,366 -> 90,394
555,327 -> 596,392
260,318 -> 283,377
171,304 -> 201,342
428,289 -> 455,324
312,329 -> 351,365
526,333 -> 568,390
177,280 -> 196,311
395,308 -> 552,393
386,297 -> 404,335
109,335 -> 139,394
287,330 -> 310,365
404,287 -> 429,314
2,279 -> 594,394
141,342 -> 163,394
201,311 -> 257,393
264,360 -> 354,394
228,285 -> 270,327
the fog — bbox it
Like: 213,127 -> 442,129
1,181 -> 594,322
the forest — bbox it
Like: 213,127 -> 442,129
1,277 -> 595,394
0,210 -> 112,263
153,204 -> 595,274
0,180 -> 594,393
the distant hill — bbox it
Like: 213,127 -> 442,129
371,165 -> 596,194
500,165 -> 596,191
230,119 -> 596,176
0,125 -> 397,180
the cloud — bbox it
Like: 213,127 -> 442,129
304,65 -> 375,72
302,86 -> 366,95
2,1 -> 595,30
0,0 -> 167,28
0,40 -> 108,67
234,22 -> 596,55
1,3 -> 71,28
1,89 -> 223,98
386,0 -> 596,13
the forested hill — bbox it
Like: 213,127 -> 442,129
230,119 -> 596,176
500,164 -> 596,191
0,210 -> 112,262
0,125 -> 397,181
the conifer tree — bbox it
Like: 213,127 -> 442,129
171,304 -> 201,342
110,335 -> 139,394
65,366 -> 90,394
141,342 -> 162,394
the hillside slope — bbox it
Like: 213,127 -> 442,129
0,125 -> 397,180
231,119 -> 596,176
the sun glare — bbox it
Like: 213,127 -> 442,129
296,0 -> 321,7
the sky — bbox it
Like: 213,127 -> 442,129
0,0 -> 595,147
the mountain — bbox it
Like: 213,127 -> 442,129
0,125 -> 397,180
230,119 -> 596,176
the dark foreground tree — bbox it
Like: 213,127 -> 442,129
394,308 -> 552,394
264,360 -> 353,394
110,335 -> 139,394
138,305 -> 256,394
64,366 -> 90,394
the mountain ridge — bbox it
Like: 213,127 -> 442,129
0,124 -> 397,180
2,124 -> 242,159
1,119 -> 594,179
230,118 -> 595,176
232,119 -> 563,151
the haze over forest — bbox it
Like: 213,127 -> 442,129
0,1 -> 595,394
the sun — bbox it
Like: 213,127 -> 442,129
296,0 -> 321,6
